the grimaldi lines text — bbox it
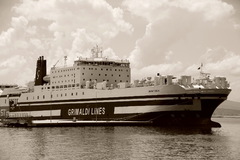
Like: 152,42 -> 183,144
0,46 -> 231,127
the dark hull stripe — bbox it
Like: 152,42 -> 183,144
11,99 -> 194,112
0,94 -> 20,98
7,110 -> 221,127
17,93 -> 229,105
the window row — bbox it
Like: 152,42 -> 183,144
52,68 -> 79,73
82,79 -> 128,83
76,61 -> 129,67
83,67 -> 129,72
82,73 -> 129,77
26,91 -> 85,100
53,74 -> 75,78
41,84 -> 80,90
51,79 -> 76,84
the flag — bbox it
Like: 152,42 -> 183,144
198,63 -> 203,70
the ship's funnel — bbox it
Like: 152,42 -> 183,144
35,56 -> 47,86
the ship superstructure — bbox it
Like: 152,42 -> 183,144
0,46 -> 231,127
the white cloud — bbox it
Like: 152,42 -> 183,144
123,0 -> 234,22
0,28 -> 15,46
70,29 -> 102,56
0,0 -> 134,85
0,55 -> 26,68
182,47 -> 240,101
102,48 -> 120,60
11,16 -> 28,29
125,0 -> 239,68
123,0 -> 240,101
132,62 -> 184,81
200,47 -> 240,76
15,0 -> 133,39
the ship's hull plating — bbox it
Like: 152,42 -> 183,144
6,93 -> 227,127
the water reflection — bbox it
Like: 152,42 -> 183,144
141,126 -> 214,135
0,119 -> 240,160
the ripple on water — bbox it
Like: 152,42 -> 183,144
0,118 -> 239,160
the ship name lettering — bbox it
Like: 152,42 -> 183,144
68,107 -> 105,116
149,90 -> 160,93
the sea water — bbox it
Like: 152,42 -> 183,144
0,118 -> 239,160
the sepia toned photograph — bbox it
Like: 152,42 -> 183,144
0,0 -> 240,159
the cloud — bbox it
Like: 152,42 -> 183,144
102,48 -> 120,60
132,62 -> 184,81
0,0 -> 133,85
0,28 -> 15,46
123,0 -> 240,101
0,55 -> 31,85
184,47 -> 240,101
200,47 -> 240,76
14,0 -> 133,39
123,0 -> 234,22
124,0 -> 239,68
11,16 -> 28,29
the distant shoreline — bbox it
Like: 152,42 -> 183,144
212,115 -> 240,118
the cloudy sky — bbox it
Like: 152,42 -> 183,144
0,0 -> 240,102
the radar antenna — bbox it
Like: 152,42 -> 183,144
91,45 -> 103,58
64,56 -> 67,67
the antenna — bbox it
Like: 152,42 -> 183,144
64,56 -> 67,67
198,63 -> 210,80
53,59 -> 60,68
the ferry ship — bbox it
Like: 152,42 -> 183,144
0,46 -> 231,127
